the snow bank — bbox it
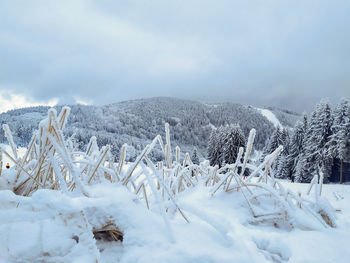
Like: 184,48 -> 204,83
1,182 -> 349,262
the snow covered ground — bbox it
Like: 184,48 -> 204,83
0,178 -> 349,263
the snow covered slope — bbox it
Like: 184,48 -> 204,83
0,98 -> 300,158
256,108 -> 282,129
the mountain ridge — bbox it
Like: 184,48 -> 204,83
0,97 -> 300,160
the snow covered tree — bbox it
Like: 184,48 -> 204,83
296,100 -> 333,182
222,124 -> 246,165
276,154 -> 288,179
294,156 -> 307,183
207,125 -> 246,167
215,126 -> 227,167
261,128 -> 283,161
275,128 -> 290,178
283,115 -> 308,181
191,147 -> 200,165
263,127 -> 288,178
207,129 -> 219,166
261,127 -> 290,174
326,98 -> 350,183
207,126 -> 227,167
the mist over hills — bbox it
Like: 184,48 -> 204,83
0,97 -> 300,161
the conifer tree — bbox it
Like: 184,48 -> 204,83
275,128 -> 291,178
261,128 -> 281,161
216,126 -> 227,167
191,147 -> 200,165
296,100 -> 333,182
207,125 -> 246,167
327,98 -> 350,182
294,156 -> 307,183
207,127 -> 225,167
207,129 -> 218,166
222,124 -> 246,165
284,116 -> 307,181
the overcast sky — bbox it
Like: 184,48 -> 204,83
0,0 -> 349,113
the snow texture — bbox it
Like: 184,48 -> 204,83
0,181 -> 349,262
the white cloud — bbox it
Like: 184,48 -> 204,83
75,98 -> 91,105
0,91 -> 58,113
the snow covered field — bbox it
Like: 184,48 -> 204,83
0,179 -> 349,263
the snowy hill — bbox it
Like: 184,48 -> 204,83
265,107 -> 301,128
256,108 -> 282,128
0,97 -> 300,160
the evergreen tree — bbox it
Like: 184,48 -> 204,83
191,147 -> 200,165
328,99 -> 350,158
216,126 -> 226,167
261,127 -> 284,163
222,124 -> 246,165
207,124 -> 246,167
294,156 -> 307,183
207,129 -> 221,166
276,154 -> 288,178
296,100 -> 333,182
275,128 -> 290,178
207,129 -> 217,165
327,98 -> 350,182
284,115 -> 307,181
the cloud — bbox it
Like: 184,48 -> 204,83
75,97 -> 92,106
0,0 -> 349,111
0,91 -> 58,113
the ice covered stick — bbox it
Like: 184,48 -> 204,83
3,124 -> 18,160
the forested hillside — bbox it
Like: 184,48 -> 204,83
262,98 -> 350,183
0,97 -> 299,161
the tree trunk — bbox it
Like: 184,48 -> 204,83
340,159 -> 343,184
